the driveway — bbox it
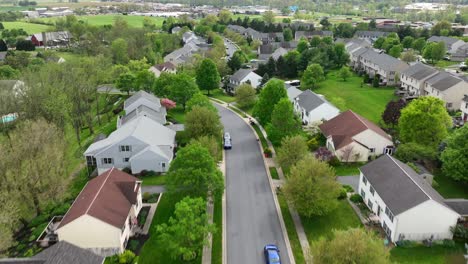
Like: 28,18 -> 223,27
216,104 -> 291,264
223,37 -> 238,59
337,176 -> 360,192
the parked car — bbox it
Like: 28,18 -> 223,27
224,138 -> 232,149
459,62 -> 467,71
264,244 -> 281,264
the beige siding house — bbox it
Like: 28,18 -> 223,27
400,63 -> 438,96
319,110 -> 393,162
56,168 -> 142,257
423,71 -> 468,110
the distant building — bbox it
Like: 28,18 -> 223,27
29,31 -> 72,47
355,31 -> 390,42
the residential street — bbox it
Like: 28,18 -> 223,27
223,37 -> 238,59
216,104 -> 291,264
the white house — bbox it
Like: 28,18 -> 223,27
359,48 -> 409,86
84,115 -> 176,174
293,90 -> 340,124
149,61 -> 177,77
358,155 -> 460,243
119,91 -> 167,128
354,31 -> 389,42
400,63 -> 438,97
56,168 -> 142,256
226,69 -> 262,94
285,84 -> 302,102
319,110 -> 394,162
461,95 -> 468,123
427,36 -> 465,55
423,71 -> 468,110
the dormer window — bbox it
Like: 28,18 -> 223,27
120,145 -> 131,152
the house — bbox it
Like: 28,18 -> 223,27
171,26 -> 182,34
285,84 -> 302,102
226,69 -> 262,94
293,90 -> 340,124
358,155 -> 460,242
355,31 -> 389,42
227,25 -> 246,34
0,241 -> 104,264
358,48 -> 409,85
294,30 -> 333,41
149,61 -> 177,77
258,46 -> 288,61
400,63 -> 438,96
164,45 -> 198,65
84,115 -> 175,174
56,168 -> 142,256
118,104 -> 167,128
319,110 -> 394,162
260,32 -> 284,43
452,43 -> 468,62
461,95 -> 468,123
423,71 -> 468,110
427,36 -> 465,54
30,31 -> 71,47
123,90 -> 166,117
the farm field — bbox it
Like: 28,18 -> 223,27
38,14 -> 166,28
2,21 -> 52,34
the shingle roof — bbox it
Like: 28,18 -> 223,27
230,69 -> 255,82
120,104 -> 167,126
427,36 -> 462,46
285,85 -> 302,101
32,241 -> 104,264
58,168 -> 140,229
425,71 -> 464,91
296,90 -> 327,112
124,91 -> 162,111
360,155 -> 453,215
444,199 -> 468,216
360,48 -> 408,71
319,110 -> 391,146
401,63 -> 438,80
355,31 -> 389,38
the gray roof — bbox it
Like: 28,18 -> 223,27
120,104 -> 166,126
444,199 -> 468,216
425,71 -> 464,91
360,155 -> 450,216
230,69 -> 255,82
124,90 -> 162,111
401,63 -> 438,80
296,90 -> 327,112
355,31 -> 389,38
0,242 -> 104,264
286,84 -> 302,101
360,48 -> 408,72
427,36 -> 463,46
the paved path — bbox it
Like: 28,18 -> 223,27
337,175 -> 360,192
141,185 -> 166,194
216,104 -> 291,264
140,201 -> 159,235
202,196 -> 214,264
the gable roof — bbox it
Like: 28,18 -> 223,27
271,47 -> 288,60
355,31 -> 389,38
425,71 -> 465,91
58,168 -> 140,229
401,63 -> 438,80
124,91 -> 162,111
427,36 -> 463,46
84,115 -> 175,156
230,69 -> 258,82
285,84 -> 302,101
360,155 -> 454,215
31,241 -> 104,264
319,110 -> 391,147
296,90 -> 327,112
154,61 -> 176,71
360,48 -> 408,72
444,199 -> 468,216
120,104 -> 167,126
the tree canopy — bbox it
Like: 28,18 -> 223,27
301,63 -> 325,89
185,106 -> 223,140
275,135 -> 309,173
441,125 -> 468,182
234,83 -> 257,109
266,98 -> 301,145
196,58 -> 220,95
252,78 -> 287,125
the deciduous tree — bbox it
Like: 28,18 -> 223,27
252,78 -> 287,124
185,106 -> 223,139
234,83 -> 256,109
111,38 -> 129,64
186,92 -> 216,112
283,155 -> 341,217
382,99 -> 406,127
169,73 -> 199,110
262,11 -> 275,24
338,66 -> 351,81
276,135 -> 309,173
196,58 -> 220,95
301,63 -> 325,89
283,28 -> 293,41
441,125 -> 468,182
266,98 -> 301,145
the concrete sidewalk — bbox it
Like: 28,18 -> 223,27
201,196 -> 214,264
140,194 -> 163,235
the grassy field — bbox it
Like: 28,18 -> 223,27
208,89 -> 236,103
269,166 -> 279,179
138,192 -> 201,264
390,243 -> 466,264
277,193 -> 306,264
333,163 -> 364,176
301,199 -> 362,243
314,70 -> 397,123
433,171 -> 468,199
39,14 -> 165,28
167,106 -> 186,124
141,174 -> 167,186
2,21 -> 52,34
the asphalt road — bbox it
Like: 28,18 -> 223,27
216,104 -> 291,264
223,37 -> 238,59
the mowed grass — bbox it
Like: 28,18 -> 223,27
2,21 -> 52,34
39,14 -> 166,28
141,174 -> 167,186
301,199 -> 362,243
332,163 -> 364,176
208,89 -> 236,103
433,171 -> 468,199
138,192 -> 201,264
314,70 -> 397,123
211,194 -> 223,264
390,243 -> 466,264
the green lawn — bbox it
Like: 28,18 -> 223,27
277,193 -> 306,264
167,106 -> 185,124
2,21 -> 52,34
141,174 -> 167,186
433,172 -> 468,199
38,15 -> 166,28
208,89 -> 236,103
138,192 -> 201,264
301,199 -> 362,243
332,163 -> 363,176
314,71 -> 397,123
435,60 -> 459,68
269,167 -> 279,180
390,243 -> 465,264
251,123 -> 268,150
211,194 -> 222,264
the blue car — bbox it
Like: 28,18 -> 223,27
264,244 -> 281,264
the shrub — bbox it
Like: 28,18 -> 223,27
338,188 -> 347,199
307,137 -> 320,151
451,224 -> 468,240
363,73 -> 370,83
128,239 -> 139,251
342,184 -> 354,193
328,156 -> 341,167
139,170 -> 148,177
442,239 -> 455,248
396,240 -> 417,248
406,162 -> 420,173
349,194 -> 363,203
175,130 -> 190,146
118,250 -> 136,264
264,148 -> 272,157
372,75 -> 379,87
142,192 -> 151,201
51,203 -> 71,215
28,214 -> 49,228
122,167 -> 132,174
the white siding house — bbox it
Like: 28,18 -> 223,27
461,95 -> 468,123
293,90 -> 340,124
358,155 -> 460,243
56,168 -> 142,256
423,71 -> 468,110
226,69 -> 262,94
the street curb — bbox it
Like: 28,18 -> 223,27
212,100 -> 296,264
221,148 -> 227,264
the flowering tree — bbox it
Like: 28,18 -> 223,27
161,98 -> 176,109
315,147 -> 334,162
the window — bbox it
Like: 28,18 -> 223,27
360,190 -> 366,199
370,186 -> 375,196
385,207 -> 394,222
362,176 -> 368,185
102,158 -> 113,164
367,200 -> 373,210
120,145 -> 131,152
446,103 -> 452,108
383,221 -> 392,238
162,162 -> 166,168
369,148 -> 375,153
123,157 -> 130,162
